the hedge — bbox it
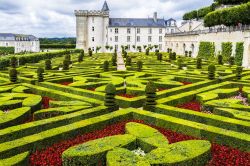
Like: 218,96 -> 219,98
204,2 -> 250,27
198,42 -> 215,59
221,42 -> 232,62
215,0 -> 249,5
62,134 -> 137,166
40,44 -> 76,49
146,140 -> 211,166
0,151 -> 30,166
183,6 -> 213,20
0,47 -> 14,55
235,42 -> 244,66
214,107 -> 250,121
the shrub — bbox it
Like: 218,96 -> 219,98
126,57 -> 132,66
236,66 -> 243,80
88,48 -> 93,56
63,60 -> 70,70
37,67 -> 44,82
144,81 -> 157,107
40,44 -> 76,49
45,59 -> 52,70
112,55 -> 117,66
146,48 -> 149,55
170,52 -> 176,60
229,56 -> 235,66
157,53 -> 163,61
185,51 -> 188,57
137,61 -> 143,71
123,51 -> 127,59
198,42 -> 215,59
235,42 -> 244,66
196,58 -> 202,69
103,61 -> 109,72
218,54 -> 223,65
104,84 -> 117,107
177,58 -> 183,69
222,42 -> 232,62
9,68 -> 17,83
10,57 -> 17,68
78,50 -> 84,62
189,51 -> 192,57
208,64 -> 216,80
0,47 -> 14,55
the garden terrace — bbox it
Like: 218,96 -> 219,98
0,50 -> 249,165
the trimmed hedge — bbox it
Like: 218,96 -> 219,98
198,42 -> 215,59
40,44 -> 76,49
235,42 -> 244,66
0,47 -> 14,55
221,42 -> 232,62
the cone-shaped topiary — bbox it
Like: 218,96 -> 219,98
37,67 -> 44,82
45,59 -> 52,70
123,51 -> 127,59
208,64 -> 216,80
185,51 -> 188,57
144,81 -> 157,107
112,55 -> 117,66
126,56 -> 132,66
172,52 -> 176,60
218,54 -> 223,65
146,48 -> 149,55
104,83 -> 117,108
157,53 -> 163,61
196,58 -> 202,69
137,61 -> 143,71
236,66 -> 243,80
177,58 -> 183,69
65,53 -> 71,62
189,51 -> 192,57
9,68 -> 17,83
78,50 -> 84,62
10,57 -> 17,68
103,61 -> 109,72
88,48 -> 92,56
63,60 -> 70,70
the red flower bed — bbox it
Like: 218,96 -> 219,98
42,97 -> 54,109
59,82 -> 72,86
30,120 -> 250,166
158,88 -> 168,92
177,100 -> 201,112
86,88 -> 96,91
118,94 -> 136,98
181,81 -> 192,85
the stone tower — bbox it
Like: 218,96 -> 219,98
75,1 -> 109,52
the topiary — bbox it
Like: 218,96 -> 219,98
126,56 -> 132,66
88,48 -> 93,56
78,50 -> 84,62
146,48 -> 149,55
64,53 -> 71,62
218,54 -> 223,65
137,61 -> 143,72
208,64 -> 216,80
172,52 -> 176,60
10,57 -> 17,68
45,59 -> 52,70
104,84 -> 117,108
37,67 -> 44,82
189,51 -> 192,57
177,58 -> 183,69
144,81 -> 157,108
112,55 -> 117,66
63,60 -> 70,70
9,68 -> 17,83
196,58 -> 202,69
236,66 -> 243,80
123,51 -> 127,59
157,53 -> 162,61
185,51 -> 188,57
229,56 -> 235,66
103,61 -> 109,72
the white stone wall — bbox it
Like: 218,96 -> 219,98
165,31 -> 250,67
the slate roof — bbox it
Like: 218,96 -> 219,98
0,33 -> 38,41
102,1 -> 109,11
109,18 -> 167,28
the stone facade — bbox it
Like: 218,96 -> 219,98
75,1 -> 177,53
0,33 -> 40,53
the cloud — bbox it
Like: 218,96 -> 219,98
0,0 -> 213,37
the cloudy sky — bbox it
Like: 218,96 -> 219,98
0,0 -> 213,38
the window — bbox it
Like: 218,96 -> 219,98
92,27 -> 94,32
148,36 -> 152,42
127,36 -> 131,42
171,29 -> 174,33
6,43 -> 8,46
92,37 -> 94,42
159,44 -> 162,50
149,28 -> 152,34
127,28 -> 131,34
115,45 -> 118,50
115,36 -> 118,42
115,28 -> 119,34
159,28 -> 162,34
159,36 -> 162,42
137,28 -> 140,34
110,37 -> 112,41
137,36 -> 140,42
110,29 -> 112,32
92,17 -> 94,23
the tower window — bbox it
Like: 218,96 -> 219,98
127,28 -> 131,34
115,28 -> 119,34
92,27 -> 94,31
92,37 -> 94,42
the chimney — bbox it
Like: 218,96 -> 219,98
153,12 -> 157,23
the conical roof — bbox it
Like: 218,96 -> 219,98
102,1 -> 109,11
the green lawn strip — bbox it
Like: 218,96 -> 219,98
0,109 -> 133,159
155,104 -> 250,134
132,110 -> 250,152
0,106 -> 108,144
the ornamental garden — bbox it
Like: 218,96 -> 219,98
0,48 -> 249,166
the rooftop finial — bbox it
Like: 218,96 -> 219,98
102,1 -> 109,11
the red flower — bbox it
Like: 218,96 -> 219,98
177,100 -> 201,112
118,94 -> 136,98
181,81 -> 192,85
59,82 -> 72,86
42,97 -> 54,109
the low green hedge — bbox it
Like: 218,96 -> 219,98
0,100 -> 22,110
22,95 -> 42,113
62,134 -> 137,166
0,151 -> 30,166
49,100 -> 92,107
214,107 -> 250,122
